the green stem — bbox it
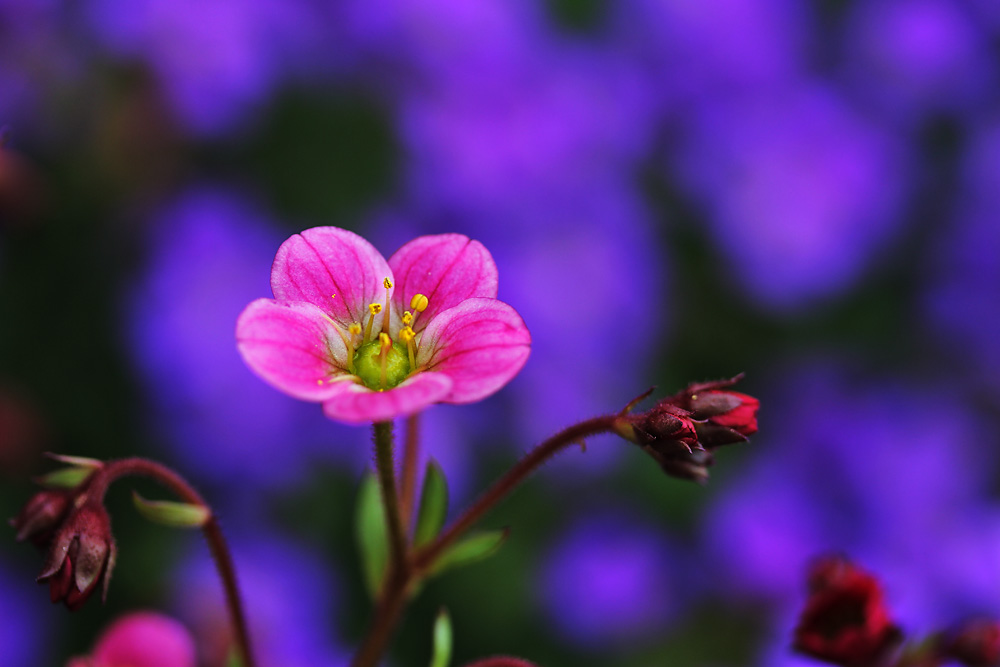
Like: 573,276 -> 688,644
372,421 -> 407,569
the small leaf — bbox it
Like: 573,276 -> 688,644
132,491 -> 211,529
34,467 -> 95,489
430,528 -> 509,576
355,473 -> 389,599
414,461 -> 449,547
430,608 -> 452,667
44,453 -> 104,469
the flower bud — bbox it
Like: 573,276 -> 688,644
672,376 -> 759,446
793,556 -> 901,666
9,488 -> 73,547
37,501 -> 117,611
944,619 -> 1000,666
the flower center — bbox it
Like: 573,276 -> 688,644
353,338 -> 411,390
331,278 -> 430,390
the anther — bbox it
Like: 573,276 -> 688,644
382,277 -> 393,335
409,293 -> 429,327
402,311 -> 413,325
364,302 -> 382,342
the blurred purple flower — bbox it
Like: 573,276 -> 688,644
334,0 -> 543,88
923,122 -> 1000,394
82,0 -> 328,136
705,362 -> 1000,662
840,0 -> 993,123
609,0 -> 810,105
672,85 -> 909,311
0,556 -> 56,667
124,187 -> 358,489
398,51 -> 654,225
536,509 -> 678,650
170,532 -> 347,667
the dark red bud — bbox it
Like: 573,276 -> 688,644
793,557 -> 901,666
37,502 -> 116,611
945,619 -> 1000,666
10,488 -> 73,546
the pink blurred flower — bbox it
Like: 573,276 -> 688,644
237,228 -> 530,424
66,611 -> 196,667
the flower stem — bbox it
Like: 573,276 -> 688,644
351,415 -> 619,666
399,414 -> 421,531
372,421 -> 407,569
84,458 -> 257,667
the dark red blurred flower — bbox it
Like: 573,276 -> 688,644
37,502 -> 117,611
945,619 -> 1000,667
793,557 -> 901,666
9,488 -> 73,547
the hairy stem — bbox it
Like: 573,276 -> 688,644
373,421 -> 407,569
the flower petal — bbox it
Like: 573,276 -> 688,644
321,372 -> 453,424
388,234 -> 498,332
417,298 -> 530,404
236,298 -> 351,401
271,226 -> 392,329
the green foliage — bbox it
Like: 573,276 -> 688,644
430,529 -> 510,577
131,491 -> 211,529
414,461 -> 449,548
430,608 -> 453,667
355,473 -> 389,599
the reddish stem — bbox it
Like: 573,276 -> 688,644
399,413 -> 421,531
84,458 -> 257,667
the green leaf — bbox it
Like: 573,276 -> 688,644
414,461 -> 448,547
429,608 -> 452,667
430,528 -> 509,576
355,473 -> 389,599
35,467 -> 95,489
131,491 -> 211,529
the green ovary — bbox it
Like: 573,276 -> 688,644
352,340 -> 412,390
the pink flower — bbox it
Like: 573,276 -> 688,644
236,228 -> 531,424
66,611 -> 197,667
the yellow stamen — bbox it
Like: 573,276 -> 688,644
409,293 -> 428,327
400,326 -> 416,368
347,323 -> 362,373
402,311 -> 413,325
364,302 -> 381,342
378,332 -> 392,389
382,277 -> 393,335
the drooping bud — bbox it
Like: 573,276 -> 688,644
944,619 -> 1000,667
793,556 -> 902,666
10,488 -> 74,547
37,501 -> 117,611
671,375 -> 759,446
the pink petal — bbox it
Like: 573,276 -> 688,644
236,298 -> 351,401
388,234 -> 498,332
91,612 -> 197,667
271,226 -> 392,330
321,372 -> 453,424
417,298 -> 530,404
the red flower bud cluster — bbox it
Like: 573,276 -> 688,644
613,375 -> 759,482
37,501 -> 117,611
793,556 -> 1000,667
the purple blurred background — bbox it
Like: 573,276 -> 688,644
2,0 -> 1000,665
